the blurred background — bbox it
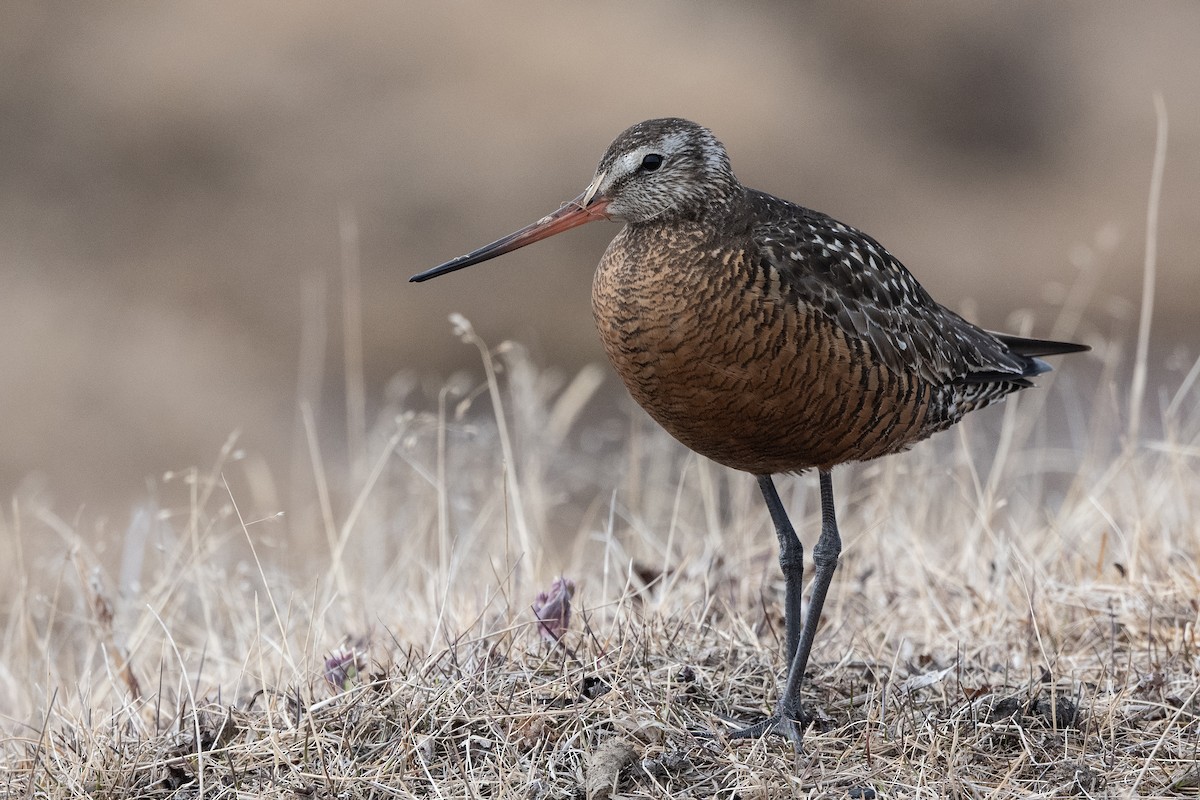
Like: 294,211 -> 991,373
2,1 -> 1197,524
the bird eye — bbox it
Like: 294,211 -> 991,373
639,153 -> 664,172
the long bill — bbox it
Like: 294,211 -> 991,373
409,191 -> 610,282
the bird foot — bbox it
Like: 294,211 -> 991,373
725,707 -> 812,749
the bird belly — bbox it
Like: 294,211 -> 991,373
591,244 -> 931,474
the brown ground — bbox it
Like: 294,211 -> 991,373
2,327 -> 1198,797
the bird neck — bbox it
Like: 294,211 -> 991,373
633,182 -> 750,237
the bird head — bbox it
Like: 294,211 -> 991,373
410,117 -> 740,283
584,117 -> 740,224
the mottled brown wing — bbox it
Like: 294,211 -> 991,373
746,190 -> 1033,389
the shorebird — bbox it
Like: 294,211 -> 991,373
411,118 -> 1087,746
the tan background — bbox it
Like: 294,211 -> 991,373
2,1 -> 1197,520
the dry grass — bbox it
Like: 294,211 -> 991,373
2,113 -> 1196,796
1,303 -> 1199,799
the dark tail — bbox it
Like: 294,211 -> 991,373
994,333 -> 1091,359
959,333 -> 1090,385
985,332 -> 1089,380
995,333 -> 1090,378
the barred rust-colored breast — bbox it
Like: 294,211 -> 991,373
592,187 -> 1037,475
594,224 -> 920,474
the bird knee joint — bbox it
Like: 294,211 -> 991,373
812,544 -> 840,568
778,552 -> 803,571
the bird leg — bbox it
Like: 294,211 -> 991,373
729,470 -> 841,748
757,474 -> 803,663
